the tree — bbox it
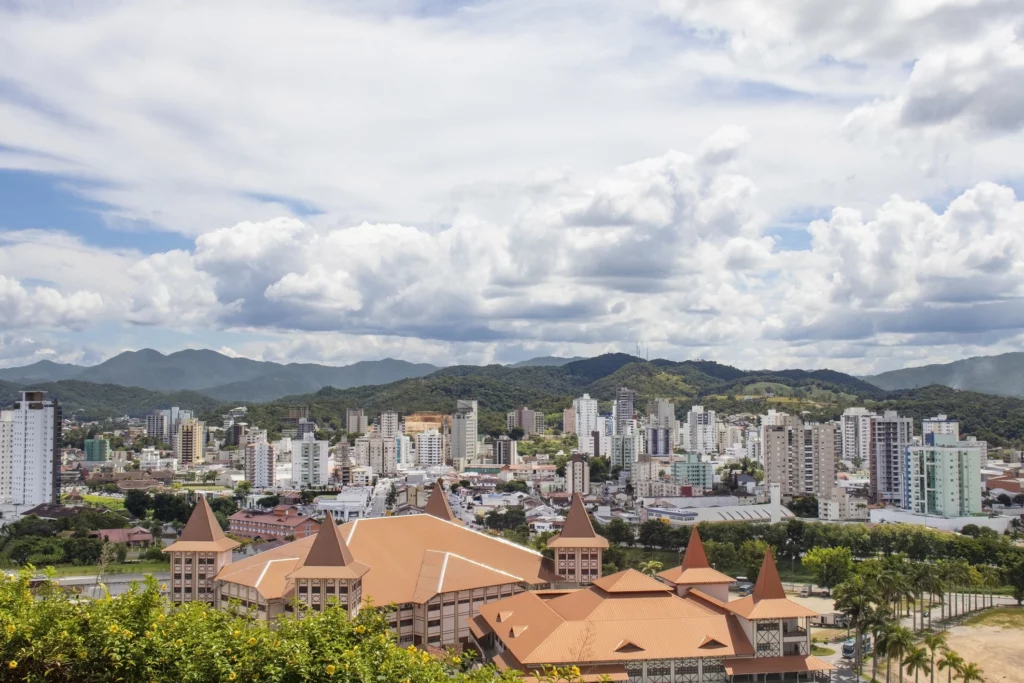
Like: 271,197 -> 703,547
881,625 -> 914,683
589,457 -> 610,482
603,518 -> 634,546
508,427 -> 525,441
234,481 -> 252,502
704,539 -> 739,572
834,575 -> 879,674
996,493 -> 1012,506
256,494 -> 280,508
923,633 -> 946,683
639,560 -> 663,577
484,506 -> 527,532
904,646 -> 931,683
637,520 -> 671,549
300,489 -> 317,505
957,661 -> 984,683
938,649 -> 964,683
802,546 -> 854,590
124,490 -> 152,519
739,539 -> 770,582
497,480 -> 528,494
1006,558 -> 1024,605
386,484 -> 398,509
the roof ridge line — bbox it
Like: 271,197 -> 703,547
443,551 -> 525,581
436,517 -> 544,557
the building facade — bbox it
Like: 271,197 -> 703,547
904,434 -> 983,517
840,407 -> 874,466
174,419 -> 204,467
491,435 -> 519,466
9,392 -> 61,507
870,411 -> 913,505
614,387 -> 637,436
573,394 -> 599,455
565,454 -> 590,495
451,400 -> 479,468
416,429 -> 444,467
378,411 -> 401,439
84,437 -> 110,462
345,409 -> 369,435
506,407 -> 546,436
163,496 -> 239,605
245,440 -> 276,488
292,435 -> 330,487
683,406 -> 717,455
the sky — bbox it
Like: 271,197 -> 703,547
1,0 -> 1024,373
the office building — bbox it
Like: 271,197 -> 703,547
8,392 -> 61,508
378,411 -> 401,439
573,394 -> 599,453
174,419 -> 205,467
450,400 -> 478,468
905,433 -> 983,517
682,405 -> 717,455
492,435 -> 519,466
923,414 -> 959,443
415,429 -> 444,468
870,410 -> 913,506
840,407 -> 875,466
346,408 -> 369,435
84,437 -> 110,462
245,440 -> 277,489
565,453 -> 589,495
292,435 -> 330,487
506,406 -> 546,436
614,387 -> 637,436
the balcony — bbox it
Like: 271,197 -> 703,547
782,625 -> 807,638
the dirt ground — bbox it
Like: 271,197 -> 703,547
943,624 -> 1022,683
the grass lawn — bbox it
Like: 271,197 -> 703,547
812,627 -> 848,643
810,645 -> 835,656
43,561 -> 169,578
80,495 -> 125,510
963,607 -> 1024,629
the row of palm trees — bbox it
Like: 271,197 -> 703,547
876,628 -> 983,683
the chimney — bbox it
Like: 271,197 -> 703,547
769,483 -> 781,524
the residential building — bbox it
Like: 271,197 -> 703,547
670,452 -> 715,492
416,430 -> 444,468
506,407 -> 545,436
0,411 -> 12,504
175,419 -> 205,467
562,407 -> 575,434
451,400 -> 479,468
610,430 -> 642,475
145,412 -> 166,442
210,485 -> 560,647
801,423 -> 838,498
163,496 -> 239,605
346,409 -> 369,435
565,453 -> 589,495
840,407 -> 875,466
573,394 -> 599,453
472,532 -> 825,683
378,411 -> 401,439
614,387 -> 637,436
492,435 -> 519,466
228,505 -> 320,541
904,433 -> 983,517
245,440 -> 276,488
923,415 -> 959,442
683,405 -> 717,455
870,411 -> 913,505
548,493 -> 609,585
292,435 -> 330,487
395,434 -> 413,469
818,487 -> 869,521
762,415 -> 800,496
647,398 -> 678,449
645,426 -> 672,457
295,418 -> 317,440
365,434 -> 398,477
84,437 -> 110,462
10,391 -> 62,507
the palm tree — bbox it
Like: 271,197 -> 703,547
978,566 -> 1001,610
904,646 -> 931,683
834,575 -> 879,674
862,604 -> 892,683
957,661 -> 984,683
923,633 -> 947,683
965,566 -> 982,614
639,560 -> 663,577
938,649 -> 964,683
882,625 -> 915,683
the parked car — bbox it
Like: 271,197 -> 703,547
800,585 -> 811,597
841,637 -> 872,659
737,582 -> 754,597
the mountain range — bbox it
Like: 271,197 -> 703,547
864,352 -> 1024,398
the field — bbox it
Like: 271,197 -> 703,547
80,494 -> 125,510
944,617 -> 1024,683
963,607 -> 1024,629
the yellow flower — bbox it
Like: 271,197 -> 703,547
158,615 -> 165,622
326,664 -> 336,675
452,656 -> 462,665
161,584 -> 167,591
233,630 -> 240,637
109,625 -> 119,634
570,665 -> 581,677
228,673 -> 237,681
353,625 -> 365,634
61,631 -> 67,638
247,637 -> 256,645
7,662 -> 15,669
5,625 -> 14,634
175,639 -> 183,647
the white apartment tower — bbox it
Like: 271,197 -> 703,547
870,410 -> 914,506
450,400 -> 478,468
614,387 -> 637,436
245,440 -> 276,489
923,415 -> 959,442
610,429 -> 643,475
841,407 -> 875,466
9,392 -> 62,507
647,398 -> 678,451
292,434 -> 330,487
0,411 -> 13,504
378,411 -> 401,439
573,394 -> 599,454
366,435 -> 398,477
416,429 -> 444,468
565,454 -> 590,495
682,406 -> 716,455
345,409 -> 369,435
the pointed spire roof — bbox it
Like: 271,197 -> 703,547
680,526 -> 710,569
547,494 -> 609,548
289,512 -> 369,580
424,479 -> 458,523
163,495 -> 239,553
752,548 -> 786,601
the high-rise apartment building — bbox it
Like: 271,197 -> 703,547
10,392 -> 62,507
0,411 -> 13,504
450,400 -> 478,468
245,439 -> 277,488
614,388 -> 637,436
366,435 -> 398,477
645,427 -> 672,457
84,437 -> 110,462
905,434 -> 982,517
562,407 -> 575,434
573,394 -> 599,454
175,419 -> 205,467
292,434 -> 330,487
145,412 -> 166,442
682,406 -> 716,455
870,410 -> 913,506
491,435 -> 519,466
345,409 -> 369,435
416,429 -> 444,468
802,423 -> 838,498
378,411 -> 401,439
923,415 -> 959,443
763,416 -> 837,498
647,398 -> 678,452
670,452 -> 715,491
506,407 -> 546,436
841,407 -> 875,466
565,454 -> 590,495
610,430 -> 642,475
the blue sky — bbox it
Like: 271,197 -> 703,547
1,0 -> 1023,373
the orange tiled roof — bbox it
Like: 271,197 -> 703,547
724,551 -> 819,620
164,496 -> 239,553
288,512 -> 369,581
724,655 -> 834,675
547,493 -> 609,549
658,527 -> 735,586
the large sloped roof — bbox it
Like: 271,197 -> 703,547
215,513 -> 559,603
725,550 -> 819,620
423,481 -> 462,524
547,494 -> 609,549
658,527 -> 735,586
288,512 -> 369,581
163,496 -> 239,553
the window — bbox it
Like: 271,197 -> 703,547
400,619 -> 413,627
427,619 -> 440,627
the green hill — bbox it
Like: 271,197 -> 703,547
0,380 -> 221,421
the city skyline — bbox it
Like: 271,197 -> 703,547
2,2 -> 1024,374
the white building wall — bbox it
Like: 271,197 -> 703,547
573,394 -> 599,454
292,436 -> 330,487
10,392 -> 60,507
245,441 -> 276,489
0,411 -> 13,504
416,430 -> 444,468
